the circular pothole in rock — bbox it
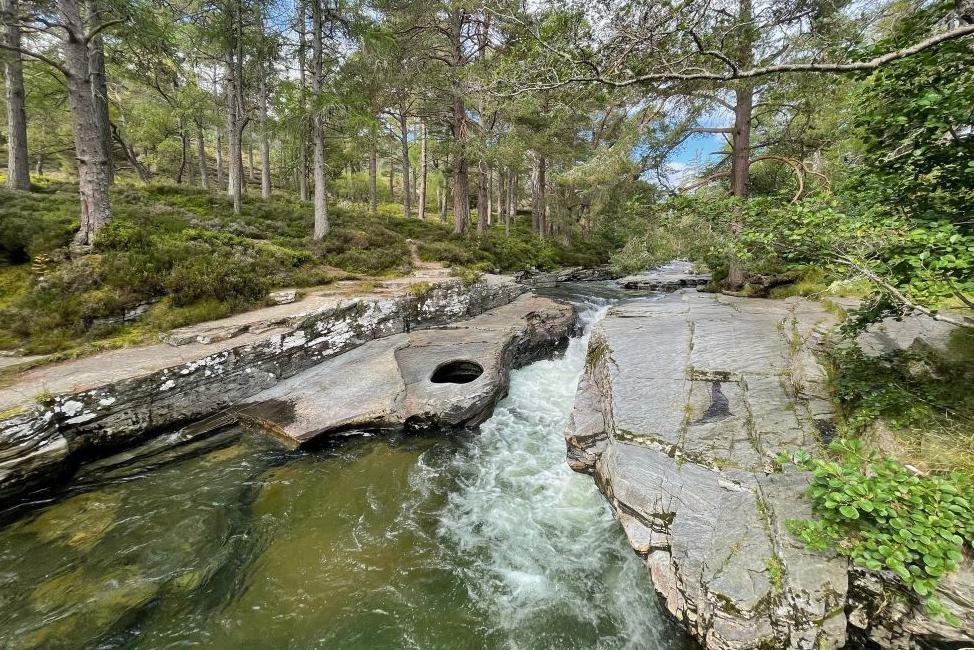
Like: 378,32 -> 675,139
430,360 -> 484,384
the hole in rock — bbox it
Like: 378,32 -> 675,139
430,360 -> 484,384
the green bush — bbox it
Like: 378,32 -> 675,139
783,439 -> 974,623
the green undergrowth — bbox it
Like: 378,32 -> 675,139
0,182 -> 611,355
782,440 -> 973,624
824,331 -> 974,473
780,327 -> 974,621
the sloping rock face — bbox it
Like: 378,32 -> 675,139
515,265 -> 621,287
566,292 -> 850,650
232,295 -> 575,445
0,280 -> 524,504
617,261 -> 710,291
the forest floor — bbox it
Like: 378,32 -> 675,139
0,179 -> 611,359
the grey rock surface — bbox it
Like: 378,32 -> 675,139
234,294 -> 576,445
0,279 -> 525,503
617,260 -> 710,291
515,265 -> 621,287
566,291 -> 848,650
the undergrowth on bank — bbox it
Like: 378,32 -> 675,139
0,182 -> 612,355
782,440 -> 974,624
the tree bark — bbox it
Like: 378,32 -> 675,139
477,160 -> 488,237
531,154 -> 546,237
418,121 -> 427,220
486,168 -> 492,225
368,136 -> 377,214
448,8 -> 469,235
398,107 -> 411,217
2,0 -> 29,190
60,0 -> 112,245
296,0 -> 308,202
726,0 -> 755,290
258,63 -> 271,198
310,0 -> 329,238
440,173 -> 449,222
215,126 -> 225,189
196,119 -> 209,189
86,0 -> 112,185
226,0 -> 247,215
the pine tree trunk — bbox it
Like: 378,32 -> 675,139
2,0 -> 30,190
477,160 -> 488,237
60,0 -> 112,245
310,0 -> 328,238
368,138 -> 377,214
215,126 -> 225,189
196,119 -> 209,189
86,0 -> 112,185
726,0 -> 755,290
440,175 -> 449,222
418,122 -> 427,220
486,168 -> 492,226
399,109 -> 411,218
388,159 -> 394,200
296,0 -> 308,202
531,155 -> 546,237
258,74 -> 271,198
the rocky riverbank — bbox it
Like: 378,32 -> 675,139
0,277 -> 546,505
565,290 -> 974,649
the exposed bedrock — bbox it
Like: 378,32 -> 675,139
228,294 -> 576,446
565,291 -> 974,650
0,279 -> 529,504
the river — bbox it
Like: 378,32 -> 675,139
0,284 -> 694,649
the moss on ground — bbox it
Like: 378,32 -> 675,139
0,182 -> 612,355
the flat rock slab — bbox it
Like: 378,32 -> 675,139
617,260 -> 710,291
234,294 -> 576,446
567,291 -> 849,650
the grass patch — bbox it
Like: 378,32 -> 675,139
0,182 -> 614,356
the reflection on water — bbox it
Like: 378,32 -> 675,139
0,295 -> 692,650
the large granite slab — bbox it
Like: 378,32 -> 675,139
233,295 -> 576,445
567,291 -> 848,649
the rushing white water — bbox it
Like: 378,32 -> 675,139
423,299 -> 689,649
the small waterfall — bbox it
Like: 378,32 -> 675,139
423,297 -> 689,649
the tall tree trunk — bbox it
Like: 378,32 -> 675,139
497,168 -> 506,228
310,0 -> 328,238
258,64 -> 271,198
296,0 -> 308,202
177,120 -> 188,183
440,174 -> 449,222
448,8 -> 469,236
729,86 -> 753,199
398,108 -> 411,218
486,168 -> 492,225
86,0 -> 112,185
247,137 -> 255,182
531,154 -> 546,237
215,126 -> 225,189
418,121 -> 427,220
368,136 -> 377,214
226,0 -> 247,215
2,0 -> 29,190
725,0 -> 755,290
196,119 -> 209,189
477,161 -> 488,237
60,0 -> 111,245
388,159 -> 394,200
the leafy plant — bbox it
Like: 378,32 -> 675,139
782,439 -> 974,623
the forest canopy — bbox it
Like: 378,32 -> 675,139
0,0 -> 972,353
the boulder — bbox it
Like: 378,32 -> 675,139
233,294 -> 576,445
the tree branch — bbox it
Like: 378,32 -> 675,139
835,256 -> 974,329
